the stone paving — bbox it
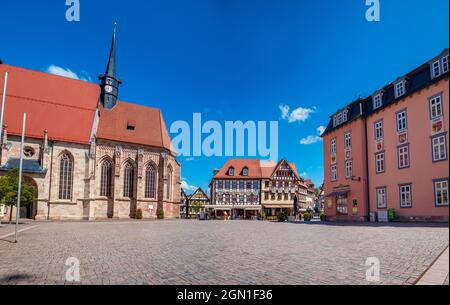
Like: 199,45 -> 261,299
0,220 -> 448,285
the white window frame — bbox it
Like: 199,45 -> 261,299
432,135 -> 447,162
375,152 -> 385,174
398,145 -> 410,169
429,95 -> 443,119
330,138 -> 336,154
333,110 -> 349,127
374,120 -> 383,140
373,93 -> 383,109
376,187 -> 387,209
441,55 -> 449,74
434,179 -> 449,207
330,165 -> 337,181
344,132 -> 352,149
399,184 -> 412,208
345,160 -> 353,179
396,110 -> 407,131
431,60 -> 441,79
394,80 -> 406,98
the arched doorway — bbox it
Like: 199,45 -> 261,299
23,176 -> 38,219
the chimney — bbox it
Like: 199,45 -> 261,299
213,168 -> 219,176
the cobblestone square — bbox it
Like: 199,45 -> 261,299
0,220 -> 448,285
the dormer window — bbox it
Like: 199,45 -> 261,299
394,80 -> 406,99
242,167 -> 249,176
430,54 -> 449,79
333,109 -> 349,127
228,167 -> 235,176
373,92 -> 383,110
442,55 -> 449,73
127,120 -> 136,131
432,60 -> 441,78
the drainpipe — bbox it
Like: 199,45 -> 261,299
47,142 -> 54,220
363,108 -> 370,222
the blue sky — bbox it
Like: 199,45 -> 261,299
1,0 -> 448,192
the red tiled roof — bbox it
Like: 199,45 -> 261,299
213,159 -> 262,179
96,101 -> 175,153
214,159 -> 301,180
0,64 -> 99,144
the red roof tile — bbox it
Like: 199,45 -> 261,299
96,101 -> 175,153
213,159 -> 262,179
214,159 -> 301,180
0,64 -> 99,144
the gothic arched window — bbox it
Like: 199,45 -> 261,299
166,166 -> 173,200
58,153 -> 73,200
145,164 -> 156,198
100,160 -> 112,197
123,162 -> 135,198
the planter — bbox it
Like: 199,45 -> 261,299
352,207 -> 358,215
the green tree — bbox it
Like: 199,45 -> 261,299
0,169 -> 35,223
191,201 -> 202,214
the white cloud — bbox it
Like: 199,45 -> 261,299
46,65 -> 90,81
316,126 -> 326,135
300,125 -> 326,145
181,180 -> 197,192
300,135 -> 322,145
279,104 -> 315,123
279,104 -> 290,120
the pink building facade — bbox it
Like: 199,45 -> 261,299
322,49 -> 449,222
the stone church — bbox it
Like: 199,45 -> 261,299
0,24 -> 181,220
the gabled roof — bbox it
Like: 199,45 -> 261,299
189,187 -> 210,200
96,101 -> 175,153
260,159 -> 300,180
0,64 -> 100,144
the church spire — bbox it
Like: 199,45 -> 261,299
99,21 -> 121,110
105,21 -> 117,78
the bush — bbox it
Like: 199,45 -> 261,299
387,208 -> 396,222
276,211 -> 287,222
320,213 -> 327,222
135,208 -> 143,220
303,212 -> 312,221
258,210 -> 267,220
156,208 -> 165,220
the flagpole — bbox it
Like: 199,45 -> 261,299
0,72 -> 7,227
15,112 -> 26,243
0,71 -> 8,142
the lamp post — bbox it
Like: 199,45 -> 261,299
0,72 -> 8,228
15,113 -> 26,243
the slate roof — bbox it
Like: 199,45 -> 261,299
0,158 -> 47,174
322,49 -> 449,136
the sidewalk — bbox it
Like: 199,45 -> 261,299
416,246 -> 449,285
0,220 -> 37,240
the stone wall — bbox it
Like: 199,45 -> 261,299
1,135 -> 181,221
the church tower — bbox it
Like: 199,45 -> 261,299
99,22 -> 121,109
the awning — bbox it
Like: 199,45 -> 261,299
262,205 -> 293,209
325,190 -> 349,198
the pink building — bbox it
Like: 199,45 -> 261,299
322,49 -> 449,222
